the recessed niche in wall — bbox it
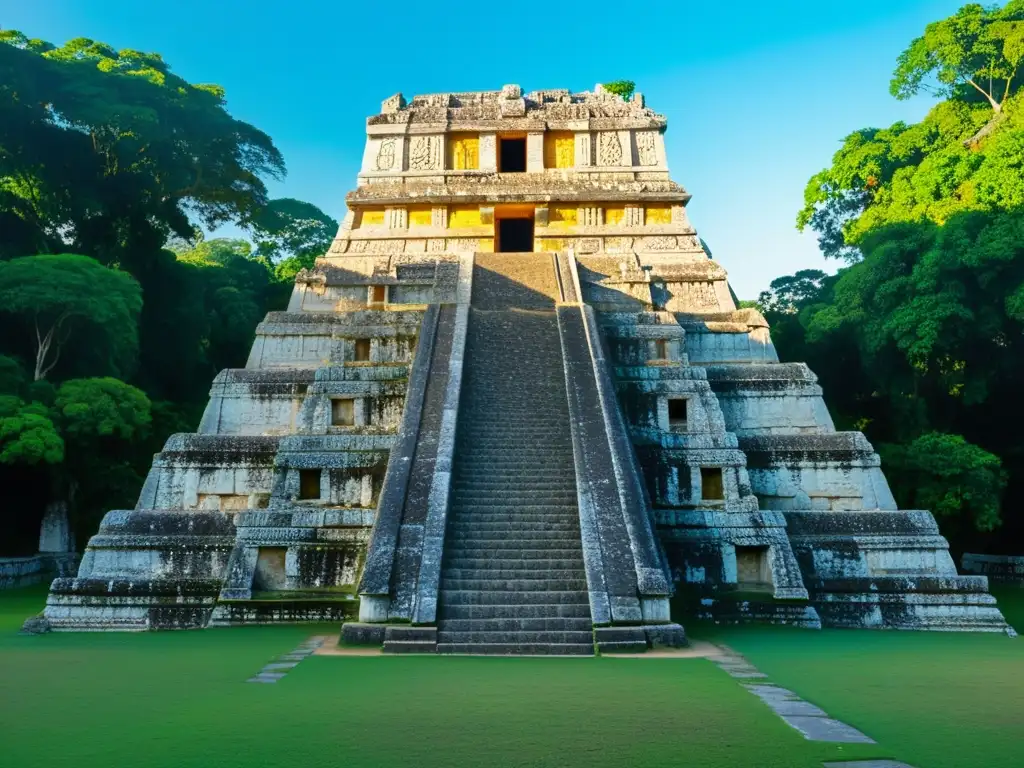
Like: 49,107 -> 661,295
668,398 -> 688,430
654,339 -> 668,360
370,285 -> 386,304
298,469 -> 322,500
253,546 -> 287,591
354,339 -> 371,362
736,545 -> 773,591
700,467 -> 724,501
331,398 -> 355,427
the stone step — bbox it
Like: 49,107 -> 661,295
452,481 -> 577,491
382,640 -> 437,654
441,578 -> 589,592
446,532 -> 582,545
448,523 -> 581,535
444,512 -> 580,523
448,503 -> 579,514
443,558 -> 585,571
436,642 -> 593,656
452,482 -> 576,491
442,569 -> 586,581
443,547 -> 586,559
448,524 -> 580,535
459,427 -> 568,434
441,617 -> 593,633
440,590 -> 590,606
439,602 -> 592,620
437,630 -> 593,644
454,467 -> 575,478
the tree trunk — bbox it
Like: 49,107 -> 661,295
964,111 -> 1007,147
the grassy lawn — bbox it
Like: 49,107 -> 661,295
1,585 -> 1021,768
695,586 -> 1024,768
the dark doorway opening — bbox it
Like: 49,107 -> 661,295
497,218 -> 534,253
499,137 -> 527,172
299,469 -> 322,500
668,398 -> 688,430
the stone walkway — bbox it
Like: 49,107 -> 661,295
709,645 -> 876,744
246,636 -> 325,683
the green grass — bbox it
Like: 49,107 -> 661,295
2,585 -> 1022,768
694,617 -> 1024,768
0,585 -> 873,768
991,583 -> 1024,632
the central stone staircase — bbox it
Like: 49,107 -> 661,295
437,254 -> 594,655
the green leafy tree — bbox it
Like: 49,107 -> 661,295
0,31 -> 285,265
879,432 -> 1006,532
50,378 -> 152,545
891,1 -> 1024,114
0,397 -> 63,465
0,254 -> 142,381
602,80 -> 636,100
248,198 -> 338,280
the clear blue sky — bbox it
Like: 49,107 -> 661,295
4,0 -> 963,297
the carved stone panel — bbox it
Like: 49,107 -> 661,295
636,131 -> 658,166
408,136 -> 441,171
598,132 -> 623,166
639,236 -> 678,251
575,132 -> 592,167
375,138 -> 396,171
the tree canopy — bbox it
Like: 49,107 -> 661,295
0,31 -> 284,264
891,1 -> 1024,114
0,254 -> 142,381
0,29 -> 333,555
798,3 -> 1024,263
766,2 -> 1024,550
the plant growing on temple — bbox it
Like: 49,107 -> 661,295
602,80 -> 636,100
0,255 -> 142,381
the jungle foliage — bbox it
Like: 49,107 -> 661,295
0,32 -> 336,552
764,2 -> 1024,551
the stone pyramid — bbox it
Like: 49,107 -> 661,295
38,85 -> 1011,649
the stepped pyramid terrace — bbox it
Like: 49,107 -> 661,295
36,84 -> 1012,652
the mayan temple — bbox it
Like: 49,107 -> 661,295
38,85 -> 1011,651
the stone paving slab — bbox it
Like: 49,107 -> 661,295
246,636 -> 326,684
712,645 -> 876,744
784,715 -> 875,744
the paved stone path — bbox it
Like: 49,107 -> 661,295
823,762 -> 918,768
710,645 -> 876,744
246,636 -> 324,683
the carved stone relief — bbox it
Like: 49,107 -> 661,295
598,132 -> 623,166
375,138 -> 396,171
680,281 -> 720,309
636,131 -> 658,166
639,236 -> 678,251
408,136 -> 440,170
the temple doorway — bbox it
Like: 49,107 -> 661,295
496,217 -> 534,253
